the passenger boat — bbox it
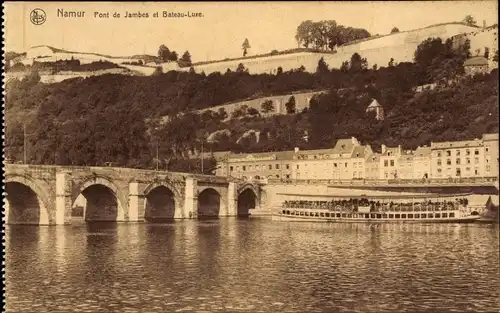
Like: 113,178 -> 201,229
272,194 -> 482,223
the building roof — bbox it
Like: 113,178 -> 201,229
351,145 -> 370,158
482,133 -> 499,141
332,137 -> 360,154
464,56 -> 489,66
227,150 -> 296,161
366,153 -> 381,163
367,99 -> 382,109
414,146 -> 432,157
381,146 -> 401,156
431,139 -> 483,149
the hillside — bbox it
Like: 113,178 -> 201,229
7,22 -> 495,79
5,30 -> 498,172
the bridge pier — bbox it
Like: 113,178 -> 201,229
128,182 -> 145,222
55,172 -> 73,225
184,178 -> 198,219
226,182 -> 238,216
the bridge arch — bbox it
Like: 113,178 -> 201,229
4,174 -> 52,225
237,184 -> 259,217
197,187 -> 221,219
143,182 -> 181,221
73,175 -> 126,222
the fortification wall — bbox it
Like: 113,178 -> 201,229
198,90 -> 326,118
186,24 -> 481,75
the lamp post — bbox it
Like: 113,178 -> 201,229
156,140 -> 159,171
201,140 -> 204,174
23,123 -> 36,164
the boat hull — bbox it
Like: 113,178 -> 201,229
272,213 -> 481,224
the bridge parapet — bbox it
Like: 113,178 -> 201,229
4,164 -> 261,225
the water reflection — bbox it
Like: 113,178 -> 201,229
5,220 -> 500,313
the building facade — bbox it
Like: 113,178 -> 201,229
215,133 -> 499,181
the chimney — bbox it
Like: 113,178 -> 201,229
381,144 -> 387,154
294,147 -> 299,153
483,20 -> 486,28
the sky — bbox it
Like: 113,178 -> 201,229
4,1 -> 498,62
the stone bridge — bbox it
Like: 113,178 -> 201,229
4,164 -> 262,225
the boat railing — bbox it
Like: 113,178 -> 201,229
282,201 -> 467,213
269,177 -> 498,185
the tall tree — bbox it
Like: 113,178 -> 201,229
261,100 -> 274,113
242,38 -> 251,57
350,53 -> 368,72
391,27 -> 400,33
285,96 -> 296,114
316,57 -> 329,73
158,45 -> 171,62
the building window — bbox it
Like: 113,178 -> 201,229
296,165 -> 299,169
437,152 -> 442,157
345,163 -> 348,168
390,160 -> 394,167
474,149 -> 479,155
475,168 -> 479,175
456,150 -> 460,156
275,164 -> 279,169
286,164 -> 290,169
276,175 -> 280,178
249,165 -> 253,170
446,150 -> 451,157
446,159 -> 451,165
466,167 -> 470,171
466,149 -> 470,156
242,166 -> 246,171
236,166 -> 240,170
456,168 -> 461,177
456,159 -> 460,165
474,157 -> 479,164
437,159 -> 442,166
230,166 -> 234,171
269,165 -> 272,170
334,163 -> 337,167
384,160 -> 388,167
486,165 -> 491,172
486,147 -> 489,153
466,158 -> 471,164
437,169 -> 442,173
286,174 -> 290,179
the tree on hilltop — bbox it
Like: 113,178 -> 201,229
242,38 -> 251,57
180,51 -> 192,66
391,27 -> 400,33
462,15 -> 477,26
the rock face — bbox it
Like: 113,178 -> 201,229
237,130 -> 261,144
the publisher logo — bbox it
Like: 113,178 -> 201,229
30,9 -> 46,25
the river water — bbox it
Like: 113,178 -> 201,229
5,218 -> 500,313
